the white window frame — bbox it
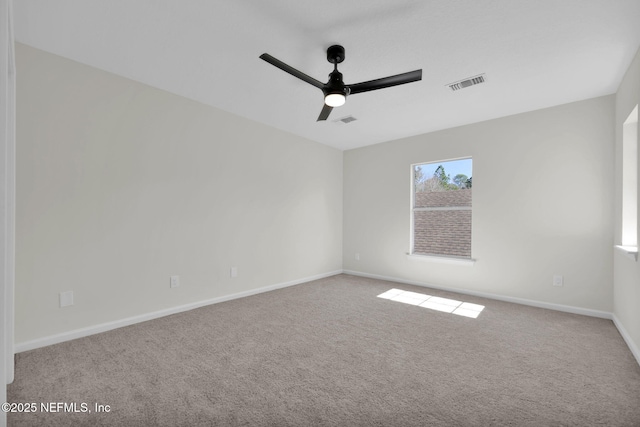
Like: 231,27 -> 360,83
617,105 -> 638,261
409,157 -> 475,266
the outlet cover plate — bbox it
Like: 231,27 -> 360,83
170,275 -> 180,288
59,291 -> 74,307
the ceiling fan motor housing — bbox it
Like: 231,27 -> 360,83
324,70 -> 350,98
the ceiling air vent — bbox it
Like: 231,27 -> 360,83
447,74 -> 486,91
335,115 -> 357,124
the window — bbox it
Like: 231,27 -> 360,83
620,105 -> 638,259
411,158 -> 472,260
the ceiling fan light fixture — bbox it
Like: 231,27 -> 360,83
259,44 -> 422,121
325,93 -> 346,107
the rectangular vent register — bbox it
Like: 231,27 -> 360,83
447,74 -> 486,91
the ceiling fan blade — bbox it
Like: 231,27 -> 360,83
348,69 -> 422,95
259,53 -> 325,90
317,104 -> 333,121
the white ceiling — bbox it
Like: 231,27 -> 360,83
13,0 -> 640,150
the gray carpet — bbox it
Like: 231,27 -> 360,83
7,274 -> 640,426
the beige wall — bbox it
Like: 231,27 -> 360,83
15,44 -> 343,344
343,95 -> 615,312
614,47 -> 640,357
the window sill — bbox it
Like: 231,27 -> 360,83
615,245 -> 638,261
407,253 -> 476,266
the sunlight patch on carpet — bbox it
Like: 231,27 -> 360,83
377,289 -> 485,318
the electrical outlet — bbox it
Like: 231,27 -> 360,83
59,291 -> 74,308
170,275 -> 180,288
230,267 -> 238,278
553,275 -> 563,287
355,253 -> 360,261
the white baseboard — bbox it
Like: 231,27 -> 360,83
343,270 -> 613,319
612,314 -> 640,367
15,270 -> 343,353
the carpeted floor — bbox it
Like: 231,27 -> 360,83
7,274 -> 640,426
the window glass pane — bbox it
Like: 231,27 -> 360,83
415,189 -> 472,208
414,159 -> 472,201
414,210 -> 471,257
622,105 -> 638,247
412,158 -> 472,258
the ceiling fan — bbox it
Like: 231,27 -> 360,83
259,45 -> 422,121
